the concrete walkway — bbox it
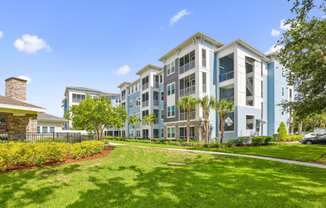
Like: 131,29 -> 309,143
108,142 -> 326,169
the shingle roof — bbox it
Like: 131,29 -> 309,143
37,113 -> 66,122
65,86 -> 119,96
0,95 -> 44,110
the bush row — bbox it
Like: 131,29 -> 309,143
0,141 -> 105,171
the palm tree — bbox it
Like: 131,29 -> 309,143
143,113 -> 157,139
213,99 -> 234,143
128,115 -> 140,138
197,96 -> 215,143
177,96 -> 198,143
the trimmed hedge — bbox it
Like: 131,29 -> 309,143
284,134 -> 304,142
0,141 -> 104,171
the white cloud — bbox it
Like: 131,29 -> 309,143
280,19 -> 291,30
271,29 -> 280,37
0,31 -> 3,39
115,65 -> 131,76
17,75 -> 31,84
266,44 -> 283,54
169,9 -> 191,26
14,34 -> 50,54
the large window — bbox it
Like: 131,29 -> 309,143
246,115 -> 254,130
167,127 -> 176,138
219,53 -> 234,82
246,57 -> 255,106
142,76 -> 149,90
202,72 -> 206,93
179,127 -> 195,139
42,126 -> 48,133
166,60 -> 175,76
72,94 -> 85,103
202,49 -> 206,68
179,73 -> 195,97
50,127 -> 55,133
167,83 -> 175,96
179,50 -> 195,74
142,92 -> 149,107
167,106 -> 176,117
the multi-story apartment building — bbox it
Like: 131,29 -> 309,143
63,86 -> 120,135
118,32 -> 292,141
118,65 -> 164,138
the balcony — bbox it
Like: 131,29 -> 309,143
142,100 -> 149,107
180,85 -> 196,97
220,71 -> 234,82
179,111 -> 196,120
179,60 -> 195,74
142,83 -> 149,90
154,82 -> 160,88
153,99 -> 159,106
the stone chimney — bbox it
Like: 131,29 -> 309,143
5,77 -> 28,101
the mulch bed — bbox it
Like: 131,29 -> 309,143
3,146 -> 114,172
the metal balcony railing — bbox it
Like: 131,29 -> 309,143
179,111 -> 196,120
142,83 -> 149,90
142,100 -> 149,107
154,82 -> 160,88
219,71 -> 234,82
180,85 -> 196,97
153,99 -> 159,106
179,60 -> 195,74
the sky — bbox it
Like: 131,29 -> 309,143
0,0 -> 296,116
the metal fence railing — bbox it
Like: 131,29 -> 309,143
0,132 -> 96,143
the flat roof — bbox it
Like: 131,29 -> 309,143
65,86 -> 119,96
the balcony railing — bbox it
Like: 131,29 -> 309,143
179,60 -> 195,74
179,111 -> 196,120
180,85 -> 196,97
142,83 -> 149,90
153,99 -> 159,106
142,100 -> 149,107
202,84 -> 207,93
220,71 -> 234,82
154,82 -> 160,88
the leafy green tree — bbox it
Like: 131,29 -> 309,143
142,113 -> 157,138
197,96 -> 215,144
277,122 -> 288,141
213,99 -> 234,143
278,0 -> 326,118
128,115 -> 140,138
177,96 -> 198,143
68,96 -> 127,140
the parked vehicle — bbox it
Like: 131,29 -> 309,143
301,132 -> 326,144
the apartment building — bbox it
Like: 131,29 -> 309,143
118,32 -> 292,141
63,86 -> 120,135
118,65 -> 164,138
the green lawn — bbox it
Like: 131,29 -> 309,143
1,146 -> 326,207
108,140 -> 326,164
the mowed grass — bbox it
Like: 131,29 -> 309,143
0,146 -> 326,208
109,140 -> 326,164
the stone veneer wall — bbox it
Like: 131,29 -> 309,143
6,114 -> 37,136
5,78 -> 27,101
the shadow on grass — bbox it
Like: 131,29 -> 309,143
67,156 -> 326,208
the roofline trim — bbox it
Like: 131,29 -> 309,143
0,104 -> 46,113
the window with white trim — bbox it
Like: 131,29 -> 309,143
166,60 -> 175,76
167,106 -> 176,117
167,127 -> 176,138
167,82 -> 175,96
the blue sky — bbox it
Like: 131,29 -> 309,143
0,0 -> 294,116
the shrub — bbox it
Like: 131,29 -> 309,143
284,134 -> 304,142
0,141 -> 105,171
277,122 -> 288,141
251,136 -> 273,146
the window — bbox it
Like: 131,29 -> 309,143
72,94 -> 85,103
42,126 -> 48,133
289,89 -> 292,99
37,126 -> 40,133
202,49 -> 206,67
179,50 -> 195,73
159,74 -> 163,83
180,73 -> 195,97
50,127 -> 55,133
167,106 -> 176,117
161,92 -> 164,101
282,87 -> 284,96
161,110 -> 164,119
153,110 -> 159,123
202,72 -> 207,93
166,60 -> 175,76
167,127 -> 176,138
246,115 -> 254,130
219,53 -> 234,82
167,83 -> 175,96
261,81 -> 263,98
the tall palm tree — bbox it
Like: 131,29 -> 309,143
177,96 -> 198,143
128,115 -> 140,138
197,96 -> 215,143
143,113 -> 157,139
213,99 -> 234,143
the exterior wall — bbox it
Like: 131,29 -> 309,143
37,121 -> 64,133
6,113 -> 37,135
267,59 -> 291,135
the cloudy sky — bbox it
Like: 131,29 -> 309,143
0,0 -> 299,116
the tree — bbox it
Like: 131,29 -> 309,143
277,122 -> 288,141
177,96 -> 198,143
142,113 -> 156,138
68,96 -> 127,140
197,96 -> 215,143
213,99 -> 234,143
277,0 -> 326,118
128,115 -> 140,138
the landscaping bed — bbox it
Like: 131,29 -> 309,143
0,141 -> 109,171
